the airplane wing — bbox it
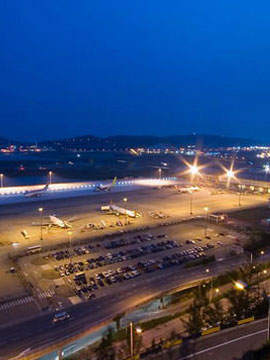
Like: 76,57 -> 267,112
65,216 -> 79,223
31,222 -> 51,226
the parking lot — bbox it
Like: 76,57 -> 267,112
18,221 -> 246,310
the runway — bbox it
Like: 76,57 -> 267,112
0,177 -> 178,205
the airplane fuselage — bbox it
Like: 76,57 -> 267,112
49,216 -> 72,228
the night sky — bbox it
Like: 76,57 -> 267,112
1,1 -> 270,141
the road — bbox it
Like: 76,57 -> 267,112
0,255 -> 249,359
174,318 -> 268,360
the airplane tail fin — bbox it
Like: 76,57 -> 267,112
112,177 -> 117,186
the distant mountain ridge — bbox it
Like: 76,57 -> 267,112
106,134 -> 258,148
1,134 -> 261,149
41,134 -> 259,149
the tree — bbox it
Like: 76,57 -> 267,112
169,329 -> 177,341
183,302 -> 204,335
227,265 -> 263,321
227,288 -> 253,320
113,312 -> 125,332
182,284 -> 209,335
95,327 -> 116,360
203,301 -> 224,327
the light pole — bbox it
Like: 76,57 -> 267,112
158,168 -> 162,181
267,295 -> 270,342
68,231 -> 72,264
206,268 -> 213,303
226,169 -> 235,188
123,197 -> 128,225
189,191 -> 193,215
130,322 -> 133,359
129,322 -> 142,360
38,208 -> 43,241
204,207 -> 209,237
188,164 -> 199,215
49,171 -> 52,185
0,173 -> 3,188
238,184 -> 243,207
264,165 -> 270,181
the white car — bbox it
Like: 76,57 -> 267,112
52,311 -> 70,324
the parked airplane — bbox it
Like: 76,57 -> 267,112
32,215 -> 77,228
24,183 -> 49,198
95,177 -> 117,192
175,185 -> 200,193
101,204 -> 141,218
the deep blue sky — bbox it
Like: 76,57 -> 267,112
1,1 -> 270,141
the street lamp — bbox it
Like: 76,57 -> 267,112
234,280 -> 247,291
123,197 -> 128,224
226,170 -> 234,178
38,208 -> 43,241
187,164 -> 200,215
205,268 -> 213,303
158,168 -> 162,181
225,169 -> 235,188
189,190 -> 193,215
190,165 -> 199,175
0,173 -> 3,188
264,165 -> 270,181
49,171 -> 52,185
238,184 -> 244,207
67,231 -> 72,264
268,294 -> 270,342
204,207 -> 209,237
129,322 -> 142,359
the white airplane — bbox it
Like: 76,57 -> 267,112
24,183 -> 49,198
175,185 -> 200,193
95,177 -> 117,192
32,215 -> 77,229
101,204 -> 141,218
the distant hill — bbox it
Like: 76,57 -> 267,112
0,137 -> 28,146
106,134 -> 258,149
41,135 -> 115,150
3,134 -> 260,150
